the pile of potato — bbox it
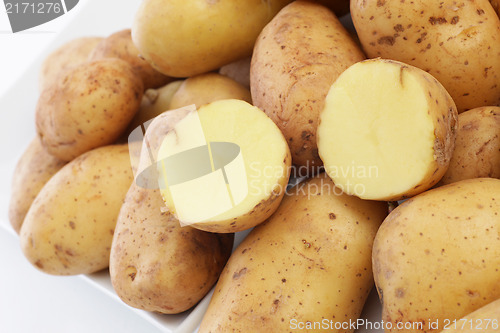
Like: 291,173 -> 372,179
9,0 -> 500,332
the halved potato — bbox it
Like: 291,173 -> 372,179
156,100 -> 291,233
317,59 -> 458,201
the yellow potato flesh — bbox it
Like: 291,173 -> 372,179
157,100 -> 290,231
318,60 -> 447,200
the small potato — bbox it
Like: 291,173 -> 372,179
318,59 -> 458,201
110,139 -> 233,313
169,73 -> 252,109
373,178 -> 500,333
351,0 -> 500,112
20,144 -> 134,275
439,298 -> 500,333
36,58 -> 143,161
199,175 -> 387,332
89,29 -> 172,90
8,138 -> 66,234
125,80 -> 183,136
440,106 -> 500,185
219,57 -> 251,89
251,0 -> 365,171
132,0 -> 293,77
39,36 -> 103,91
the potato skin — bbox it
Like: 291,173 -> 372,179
39,36 -> 103,91
438,298 -> 500,333
89,29 -> 172,90
132,0 -> 292,77
351,0 -> 500,112
110,184 -> 234,314
36,58 -> 143,161
219,56 -> 251,89
199,175 -> 387,332
251,0 -> 365,170
19,144 -> 134,275
373,178 -> 500,333
8,138 -> 66,234
439,106 -> 500,185
169,72 -> 252,109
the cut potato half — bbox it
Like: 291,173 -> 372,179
317,59 -> 458,201
156,100 -> 291,233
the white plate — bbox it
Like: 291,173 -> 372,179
0,1 -> 383,332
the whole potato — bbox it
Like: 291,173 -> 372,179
20,144 -> 134,275
39,36 -> 103,91
9,138 -> 66,234
132,0 -> 292,77
199,175 -> 387,332
89,29 -> 172,90
373,178 -> 500,332
440,106 -> 500,185
36,58 -> 143,161
351,0 -> 500,112
251,0 -> 365,171
169,73 -> 252,109
110,185 -> 233,314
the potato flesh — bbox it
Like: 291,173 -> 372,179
318,60 -> 437,200
158,100 -> 289,228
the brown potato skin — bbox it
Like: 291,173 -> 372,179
199,175 -> 387,332
19,144 -> 134,275
251,1 -> 365,171
169,72 -> 252,109
439,106 -> 500,186
110,184 -> 234,314
9,138 -> 66,233
36,58 -> 143,161
351,0 -> 500,112
39,37 -> 103,92
373,178 -> 500,333
490,0 -> 500,17
89,29 -> 172,90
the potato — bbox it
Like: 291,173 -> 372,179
8,138 -> 66,234
219,57 -> 251,89
317,59 -> 458,201
110,176 -> 233,313
125,80 -> 183,136
251,0 -> 365,171
439,106 -> 500,185
156,100 -> 291,233
373,178 -> 500,333
199,175 -> 387,332
89,29 -> 172,90
39,36 -> 103,91
19,144 -> 134,275
132,0 -> 292,77
36,58 -> 143,161
351,0 -> 500,112
169,73 -> 252,110
439,298 -> 500,333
